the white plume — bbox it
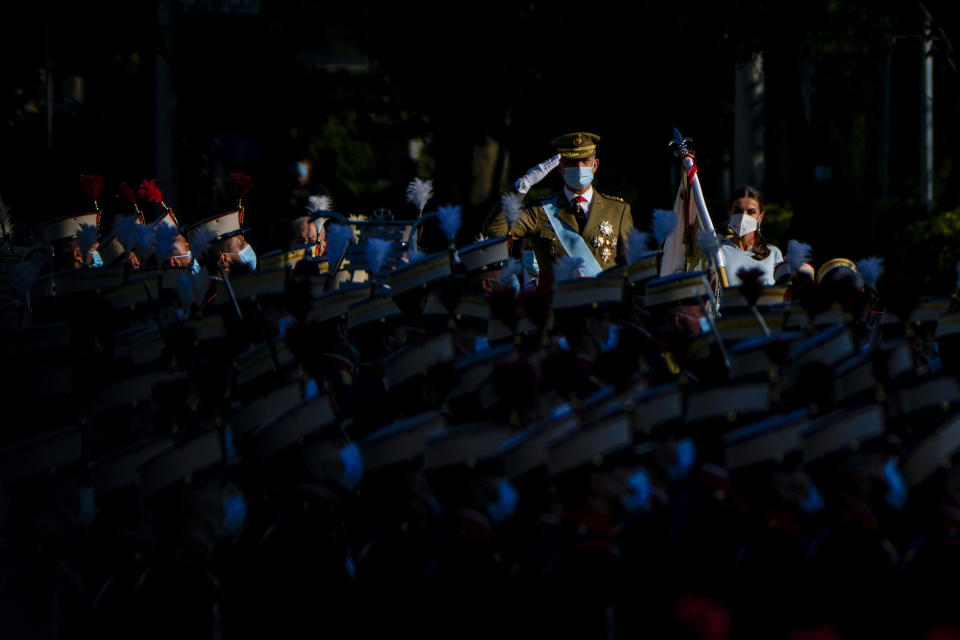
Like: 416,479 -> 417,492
856,257 -> 884,289
0,197 -> 12,237
365,238 -> 392,275
436,204 -> 462,241
325,223 -> 353,265
499,257 -> 522,284
177,273 -> 194,312
136,224 -> 157,258
307,195 -> 333,214
77,223 -> 99,257
11,260 -> 40,306
554,256 -> 585,282
695,230 -> 720,263
501,192 -> 524,229
651,209 -> 677,245
405,177 -> 434,212
113,215 -> 141,251
786,239 -> 813,274
155,223 -> 180,261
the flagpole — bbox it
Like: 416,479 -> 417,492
670,129 -> 729,288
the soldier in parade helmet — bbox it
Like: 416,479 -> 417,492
719,186 -> 783,286
485,132 -> 635,276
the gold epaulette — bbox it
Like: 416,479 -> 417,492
597,192 -> 626,203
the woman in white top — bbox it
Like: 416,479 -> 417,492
718,186 -> 783,286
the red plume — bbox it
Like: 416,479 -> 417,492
226,172 -> 254,201
117,182 -> 137,207
674,594 -> 732,640
137,179 -> 164,204
79,174 -> 105,203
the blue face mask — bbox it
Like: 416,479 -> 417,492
521,249 -> 539,276
508,274 -> 521,294
621,469 -> 652,514
222,493 -> 248,537
224,428 -> 237,461
296,162 -> 309,179
78,486 -> 96,526
698,316 -> 712,335
563,166 -> 595,190
801,482 -> 825,515
191,258 -> 201,275
89,250 -> 103,269
277,315 -> 294,336
884,458 -> 908,511
338,442 -> 364,492
474,336 -> 491,353
668,438 -> 697,482
486,479 -> 519,525
236,244 -> 257,270
602,324 -> 621,352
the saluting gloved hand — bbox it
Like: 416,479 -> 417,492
513,154 -> 561,194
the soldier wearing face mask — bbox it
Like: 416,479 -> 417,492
719,186 -> 783,286
484,132 -> 634,276
184,211 -> 258,278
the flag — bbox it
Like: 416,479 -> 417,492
659,150 -> 726,290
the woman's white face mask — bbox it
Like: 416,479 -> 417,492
729,213 -> 759,236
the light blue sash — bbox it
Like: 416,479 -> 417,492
542,198 -> 602,277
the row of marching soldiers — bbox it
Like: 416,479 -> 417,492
3,175 -> 960,640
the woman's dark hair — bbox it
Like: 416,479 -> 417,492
728,185 -> 770,261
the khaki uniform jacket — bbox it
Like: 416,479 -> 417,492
483,190 -> 634,273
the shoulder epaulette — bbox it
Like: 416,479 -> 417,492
596,191 -> 626,204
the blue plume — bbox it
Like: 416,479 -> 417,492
856,256 -> 884,289
325,223 -> 353,264
626,228 -> 653,264
436,204 -> 462,241
652,209 -> 677,245
365,238 -> 392,275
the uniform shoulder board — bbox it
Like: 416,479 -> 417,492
597,192 -> 626,203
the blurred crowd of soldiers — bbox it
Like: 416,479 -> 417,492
2,163 -> 960,640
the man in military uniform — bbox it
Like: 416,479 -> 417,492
484,132 -> 634,276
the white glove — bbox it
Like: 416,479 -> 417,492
513,154 -> 561,194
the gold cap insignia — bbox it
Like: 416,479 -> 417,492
551,131 -> 600,159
